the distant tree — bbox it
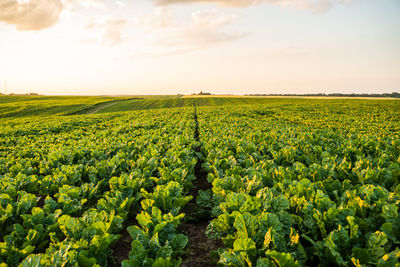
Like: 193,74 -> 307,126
198,91 -> 211,95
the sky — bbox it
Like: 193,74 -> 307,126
0,0 -> 399,95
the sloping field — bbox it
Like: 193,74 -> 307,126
96,97 -> 284,113
0,96 -> 128,118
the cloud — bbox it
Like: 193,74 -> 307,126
152,0 -> 355,12
0,0 -> 106,31
116,1 -> 126,7
153,0 -> 261,7
85,17 -> 127,46
136,7 -> 176,29
63,0 -> 106,10
137,8 -> 248,54
160,10 -> 247,47
0,0 -> 63,30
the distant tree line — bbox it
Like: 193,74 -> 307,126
245,92 -> 400,98
192,91 -> 212,95
5,93 -> 40,96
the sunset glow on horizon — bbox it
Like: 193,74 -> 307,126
0,0 -> 399,95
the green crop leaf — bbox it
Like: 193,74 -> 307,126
382,204 -> 398,224
324,226 -> 350,266
219,250 -> 252,266
77,254 -> 98,267
265,250 -> 300,267
121,259 -> 137,267
128,240 -> 147,263
233,212 -> 258,239
368,231 -> 389,261
264,228 -> 272,249
19,255 -> 45,267
233,237 -> 256,256
351,248 -> 370,265
156,245 -> 173,259
152,257 -> 180,267
377,249 -> 400,267
170,234 -> 188,252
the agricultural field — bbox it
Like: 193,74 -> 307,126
0,96 -> 399,266
0,95 -> 322,117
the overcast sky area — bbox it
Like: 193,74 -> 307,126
0,0 -> 399,95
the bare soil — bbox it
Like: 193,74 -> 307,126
180,110 -> 221,266
179,169 -> 221,267
110,218 -> 135,266
180,220 -> 221,267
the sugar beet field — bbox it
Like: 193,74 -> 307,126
0,96 -> 399,267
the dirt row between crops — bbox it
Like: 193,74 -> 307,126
87,101 -> 119,114
180,108 -> 221,267
110,107 -> 221,266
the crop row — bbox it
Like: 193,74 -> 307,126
0,108 -> 197,266
197,104 -> 400,266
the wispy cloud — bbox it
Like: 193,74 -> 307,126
63,0 -> 106,10
85,17 -> 127,46
136,8 -> 248,55
153,0 -> 261,7
116,1 -> 126,7
136,7 -> 176,29
152,0 -> 355,12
